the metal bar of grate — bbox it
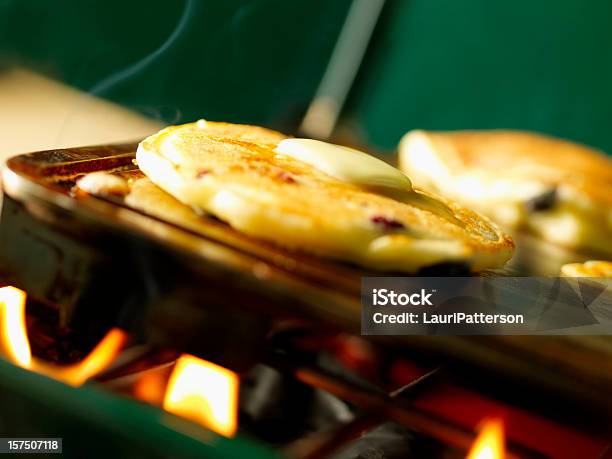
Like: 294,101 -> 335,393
286,367 -> 442,459
291,365 -> 549,459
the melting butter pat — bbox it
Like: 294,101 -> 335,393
275,138 -> 464,227
275,139 -> 412,194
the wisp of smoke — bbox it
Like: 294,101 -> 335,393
89,0 -> 196,96
138,105 -> 183,124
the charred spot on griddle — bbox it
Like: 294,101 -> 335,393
371,215 -> 405,231
525,187 -> 557,212
418,261 -> 471,276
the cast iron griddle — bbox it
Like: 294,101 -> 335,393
2,144 -> 612,417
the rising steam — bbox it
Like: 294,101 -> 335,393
89,0 -> 196,96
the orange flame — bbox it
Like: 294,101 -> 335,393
133,368 -> 167,405
467,419 -> 505,459
37,329 -> 126,386
164,354 -> 238,437
0,287 -> 31,368
0,286 -> 126,386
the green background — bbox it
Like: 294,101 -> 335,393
347,0 -> 612,153
1,0 -> 612,154
0,0 -> 351,132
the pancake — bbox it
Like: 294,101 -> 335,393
561,260 -> 612,278
135,120 -> 513,272
76,171 -> 129,197
399,130 -> 612,256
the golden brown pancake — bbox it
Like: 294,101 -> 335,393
561,260 -> 612,277
76,171 -> 129,197
135,120 -> 514,272
399,130 -> 612,256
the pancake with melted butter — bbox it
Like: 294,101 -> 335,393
136,121 -> 513,272
399,130 -> 612,256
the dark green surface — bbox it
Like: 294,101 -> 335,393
0,0 -> 351,132
347,0 -> 612,154
0,359 -> 277,459
3,0 -> 611,154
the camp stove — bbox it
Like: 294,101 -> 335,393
0,144 -> 611,458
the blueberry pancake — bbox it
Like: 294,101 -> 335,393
399,130 -> 612,256
135,120 -> 513,272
